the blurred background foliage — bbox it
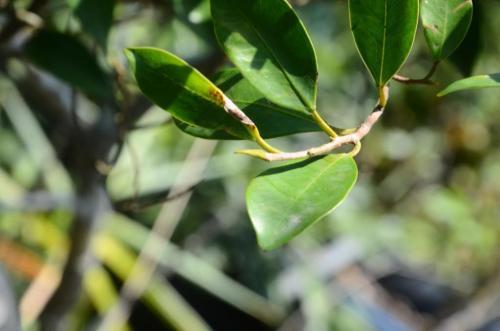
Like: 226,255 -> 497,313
1,0 -> 500,330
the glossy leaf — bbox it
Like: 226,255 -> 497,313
76,0 -> 116,49
449,1 -> 482,76
25,30 -> 113,99
349,0 -> 419,87
438,74 -> 500,96
246,154 -> 358,250
216,69 -> 323,137
174,118 -> 239,140
174,68 -> 325,140
125,47 -> 249,139
212,0 -> 318,113
421,0 -> 473,60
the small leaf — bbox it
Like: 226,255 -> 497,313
125,47 -> 249,139
421,0 -> 473,60
25,30 -> 113,99
246,154 -> 358,250
438,74 -> 500,96
76,0 -> 116,49
449,1 -> 482,76
212,0 -> 318,113
349,0 -> 419,87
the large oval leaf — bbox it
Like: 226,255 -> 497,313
215,69 -> 324,138
211,0 -> 318,113
349,0 -> 419,87
421,0 -> 473,60
246,154 -> 358,250
125,47 -> 249,139
25,30 -> 113,99
173,68 -> 325,140
438,74 -> 500,96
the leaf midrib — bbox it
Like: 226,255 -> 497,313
276,156 -> 349,230
154,68 -> 222,110
265,156 -> 347,214
235,5 -> 316,112
378,0 -> 389,86
438,0 -> 450,59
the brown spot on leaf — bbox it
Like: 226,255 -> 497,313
209,88 -> 225,107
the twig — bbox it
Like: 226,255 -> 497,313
238,105 -> 384,162
393,61 -> 440,86
113,184 -> 197,212
96,139 -> 218,331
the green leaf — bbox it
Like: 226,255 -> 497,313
211,0 -> 318,113
246,154 -> 358,250
76,0 -> 116,49
25,30 -> 113,99
438,74 -> 500,96
173,68 -> 325,140
125,47 -> 249,139
174,118 -> 240,140
215,69 -> 323,138
349,0 -> 419,87
449,1 -> 482,76
421,0 -> 473,60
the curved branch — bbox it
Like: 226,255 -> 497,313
238,105 -> 384,162
393,61 -> 440,86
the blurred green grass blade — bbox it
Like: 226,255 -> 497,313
105,214 -> 285,326
0,167 -> 25,208
83,265 -> 131,331
438,73 -> 500,96
94,234 -> 212,331
1,83 -> 73,194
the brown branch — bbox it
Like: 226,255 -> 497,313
238,105 -> 384,162
393,61 -> 440,86
113,184 -> 198,212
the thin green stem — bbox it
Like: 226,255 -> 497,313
393,61 -> 440,86
248,126 -> 282,153
311,110 -> 338,138
348,141 -> 362,157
